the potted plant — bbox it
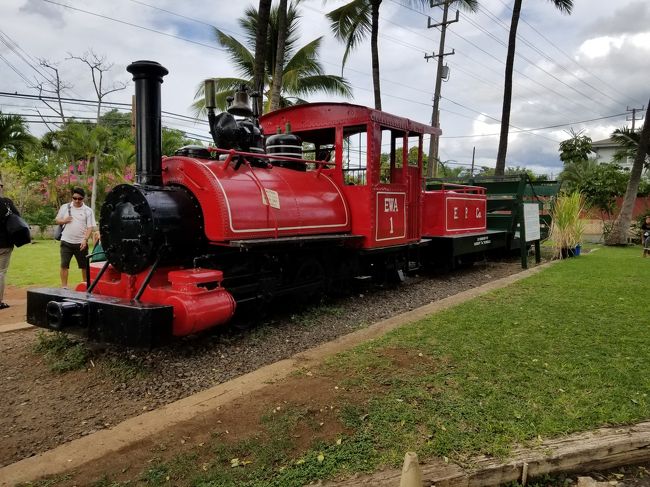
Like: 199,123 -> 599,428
548,192 -> 586,259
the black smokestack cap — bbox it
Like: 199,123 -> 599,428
127,60 -> 169,186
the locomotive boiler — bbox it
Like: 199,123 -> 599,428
26,60 -> 508,346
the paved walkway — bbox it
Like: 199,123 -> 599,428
0,288 -> 32,333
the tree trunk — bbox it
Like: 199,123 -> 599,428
253,0 -> 272,115
91,100 -> 102,214
495,0 -> 522,176
269,0 -> 288,112
91,154 -> 99,213
370,0 -> 382,111
605,100 -> 650,246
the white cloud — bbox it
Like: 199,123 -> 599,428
578,36 -> 625,59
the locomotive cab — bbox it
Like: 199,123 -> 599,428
260,103 -> 441,249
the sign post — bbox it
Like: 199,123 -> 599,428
520,202 -> 542,269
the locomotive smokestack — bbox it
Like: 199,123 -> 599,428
126,60 -> 169,186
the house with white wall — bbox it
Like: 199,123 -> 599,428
591,137 -> 632,169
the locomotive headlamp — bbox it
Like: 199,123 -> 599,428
204,78 -> 217,110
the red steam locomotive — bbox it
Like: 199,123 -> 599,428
26,60 -> 506,346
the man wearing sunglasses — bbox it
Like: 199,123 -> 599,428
55,187 -> 96,288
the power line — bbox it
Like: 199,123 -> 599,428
494,0 -> 636,106
5,89 -> 600,145
459,11 -> 607,112
387,0 -> 610,117
473,4 -> 630,108
305,2 -> 583,134
41,0 -> 227,53
124,0 -> 241,38
0,31 -> 48,83
0,92 -> 209,128
0,53 -> 32,86
116,0 -> 599,131
441,112 -> 627,138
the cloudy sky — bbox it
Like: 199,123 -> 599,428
1,0 -> 648,176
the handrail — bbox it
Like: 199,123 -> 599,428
429,182 -> 486,195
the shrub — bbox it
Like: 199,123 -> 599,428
548,192 -> 586,259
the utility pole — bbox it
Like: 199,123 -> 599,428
470,146 -> 475,177
425,0 -> 457,178
627,105 -> 645,131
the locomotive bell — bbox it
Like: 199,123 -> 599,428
227,86 -> 253,117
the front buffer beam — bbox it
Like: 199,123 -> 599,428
27,288 -> 174,347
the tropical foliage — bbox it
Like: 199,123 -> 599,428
194,3 -> 352,115
558,129 -> 592,166
0,110 -> 198,229
0,112 -> 36,162
557,129 -> 640,219
611,126 -> 650,168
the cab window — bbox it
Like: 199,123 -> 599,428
293,127 -> 335,171
343,125 -> 368,185
379,128 -> 406,184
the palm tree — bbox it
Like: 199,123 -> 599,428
253,0 -> 272,115
605,101 -> 650,245
494,0 -> 573,175
326,0 -> 478,111
269,0 -> 289,112
193,4 -> 351,115
611,126 -> 650,168
0,112 -> 35,161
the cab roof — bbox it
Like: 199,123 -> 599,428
260,102 -> 442,137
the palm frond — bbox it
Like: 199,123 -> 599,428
239,6 -> 259,49
194,3 -> 353,115
326,0 -> 372,68
286,75 -> 353,99
0,113 -> 35,161
451,0 -> 479,12
284,38 -> 323,75
213,29 -> 255,78
191,77 -> 252,117
611,127 -> 645,165
550,0 -> 573,14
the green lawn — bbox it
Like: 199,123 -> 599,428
25,245 -> 650,487
7,239 -> 64,287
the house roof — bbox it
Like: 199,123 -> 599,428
591,137 -> 621,149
